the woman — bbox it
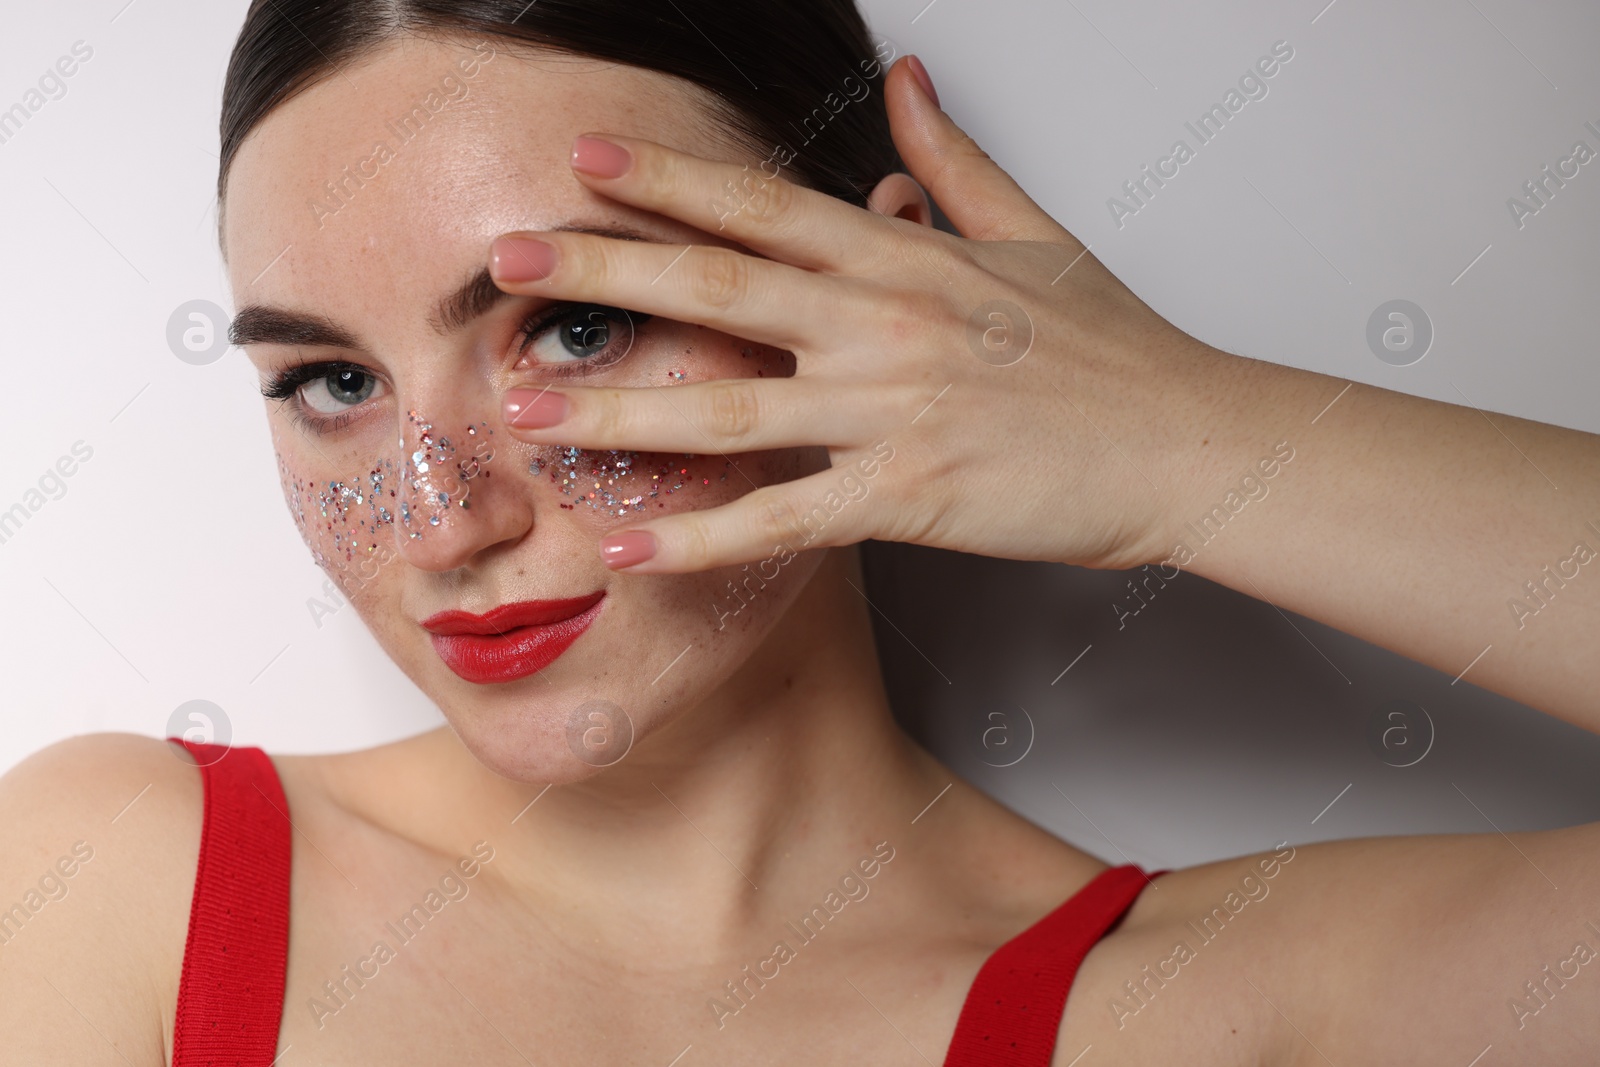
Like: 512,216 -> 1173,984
2,1 -> 1597,1064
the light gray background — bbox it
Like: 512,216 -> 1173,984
1,0 -> 1595,870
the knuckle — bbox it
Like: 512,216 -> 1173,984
585,388 -> 627,441
960,133 -> 994,163
704,381 -> 760,446
751,490 -> 808,547
574,238 -> 616,296
939,230 -> 986,272
691,248 -> 750,313
675,515 -> 718,570
747,172 -> 797,225
711,165 -> 798,233
651,145 -> 690,200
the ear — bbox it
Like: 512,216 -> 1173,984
865,171 -> 933,228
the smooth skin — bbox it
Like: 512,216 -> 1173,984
1,38 -> 1597,1067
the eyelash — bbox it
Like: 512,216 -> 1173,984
513,302 -> 654,377
261,361 -> 370,437
260,302 -> 653,435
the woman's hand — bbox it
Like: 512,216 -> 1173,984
487,55 -> 1220,574
485,55 -> 1600,727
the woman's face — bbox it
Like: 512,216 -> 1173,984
222,34 -> 829,781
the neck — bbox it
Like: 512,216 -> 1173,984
359,547 -> 945,952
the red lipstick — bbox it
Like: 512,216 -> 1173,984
422,592 -> 605,684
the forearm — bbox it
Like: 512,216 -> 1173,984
1154,343 -> 1600,730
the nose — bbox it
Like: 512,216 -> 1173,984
387,405 -> 530,572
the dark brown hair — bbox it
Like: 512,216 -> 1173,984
218,0 -> 903,223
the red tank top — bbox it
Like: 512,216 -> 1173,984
168,740 -> 1163,1066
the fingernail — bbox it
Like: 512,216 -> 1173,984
504,388 -> 568,429
600,530 -> 656,569
571,136 -> 633,179
490,236 -> 558,283
905,55 -> 940,109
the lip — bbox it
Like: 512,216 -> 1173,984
422,591 -> 605,684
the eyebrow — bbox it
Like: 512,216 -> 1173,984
228,224 -> 657,350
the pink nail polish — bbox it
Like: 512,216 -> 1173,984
490,236 -> 559,283
600,531 -> 656,569
571,136 -> 633,179
504,389 -> 568,429
905,55 -> 940,109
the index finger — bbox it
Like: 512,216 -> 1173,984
565,131 -> 919,272
488,229 -> 864,358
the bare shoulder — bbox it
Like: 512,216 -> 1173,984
1057,825 -> 1600,1066
0,732 -> 205,1066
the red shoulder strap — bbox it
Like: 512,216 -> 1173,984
169,739 -> 293,1067
943,864 -> 1165,1067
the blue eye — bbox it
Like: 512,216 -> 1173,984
302,366 -> 379,413
262,361 -> 388,423
519,303 -> 650,369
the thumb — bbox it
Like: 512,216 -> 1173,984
885,55 -> 1068,244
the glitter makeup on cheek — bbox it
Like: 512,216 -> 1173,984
274,411 -> 498,576
517,344 -> 792,519
272,344 -> 778,579
529,447 -> 732,519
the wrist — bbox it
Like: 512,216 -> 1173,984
1137,341 -> 1312,577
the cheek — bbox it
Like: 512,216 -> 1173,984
523,445 -> 809,523
271,413 -> 499,590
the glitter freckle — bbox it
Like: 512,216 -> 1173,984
279,417 -> 496,567
281,408 -> 738,567
540,447 -> 720,518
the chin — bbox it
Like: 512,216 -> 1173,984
392,620 -> 650,782
443,694 -> 643,785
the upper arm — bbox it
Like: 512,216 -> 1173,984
1252,826 -> 1600,1065
1062,828 -> 1600,1067
0,733 -> 202,1067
